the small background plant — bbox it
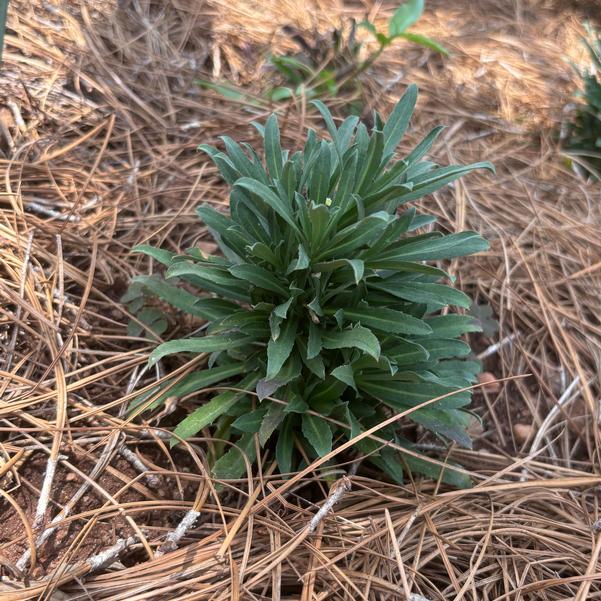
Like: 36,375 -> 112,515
566,23 -> 601,179
199,0 -> 447,111
127,85 -> 493,485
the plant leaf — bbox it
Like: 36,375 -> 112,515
266,319 -> 297,379
265,114 -> 284,179
171,373 -> 258,443
213,432 -> 257,479
389,0 -> 424,37
331,364 -> 357,391
383,84 -> 417,156
341,306 -> 432,336
322,324 -> 380,360
276,416 -> 294,474
229,264 -> 288,296
302,414 -> 333,457
397,32 -> 449,55
149,333 -> 248,367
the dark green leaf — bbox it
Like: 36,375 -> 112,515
322,324 -> 380,360
265,114 -> 283,179
213,432 -> 257,479
172,373 -> 258,442
331,364 -> 357,391
229,264 -> 288,296
341,305 -> 431,335
149,333 -> 248,367
266,319 -> 297,379
302,414 -> 333,457
259,403 -> 285,446
383,84 -> 417,156
276,416 -> 294,474
132,244 -> 176,266
425,314 -> 482,338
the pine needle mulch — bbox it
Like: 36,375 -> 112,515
1,0 -> 600,599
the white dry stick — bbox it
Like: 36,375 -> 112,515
25,201 -> 80,222
6,101 -> 26,134
17,432 -> 121,571
155,510 -> 201,557
477,333 -> 517,360
308,475 -> 352,534
87,536 -> 139,572
32,456 -> 59,530
119,447 -> 161,488
520,375 -> 582,482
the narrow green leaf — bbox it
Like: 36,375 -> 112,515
257,351 -> 301,400
234,178 -> 301,236
357,378 -> 471,410
399,162 -> 495,202
307,323 -> 322,360
276,416 -> 294,474
313,258 -> 364,284
131,275 -> 225,320
149,333 -> 247,367
265,114 -> 283,179
172,373 -> 258,442
266,319 -> 297,379
287,244 -> 310,273
248,242 -> 280,267
379,231 -> 489,262
229,264 -> 288,296
302,414 -> 333,457
167,262 -> 238,287
331,364 -> 357,391
341,306 -> 432,336
213,432 -> 257,479
259,403 -> 285,446
397,32 -> 449,55
232,407 -> 268,433
132,244 -> 176,266
322,325 -> 380,360
383,84 -> 418,156
411,408 -> 473,448
425,315 -> 482,338
369,280 -> 471,308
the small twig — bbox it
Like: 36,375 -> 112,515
308,475 -> 352,534
154,510 -> 201,557
477,333 -> 517,360
32,455 -> 59,531
86,536 -> 139,572
25,201 -> 81,222
118,446 -> 160,488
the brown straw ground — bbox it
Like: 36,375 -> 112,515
1,0 -> 601,599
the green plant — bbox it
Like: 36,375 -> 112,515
268,0 -> 447,103
566,24 -> 601,179
198,0 -> 447,109
128,84 -> 493,485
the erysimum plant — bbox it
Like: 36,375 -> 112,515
127,84 -> 493,485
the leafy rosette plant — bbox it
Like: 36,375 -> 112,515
128,84 -> 493,484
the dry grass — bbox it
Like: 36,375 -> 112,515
1,0 -> 601,599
